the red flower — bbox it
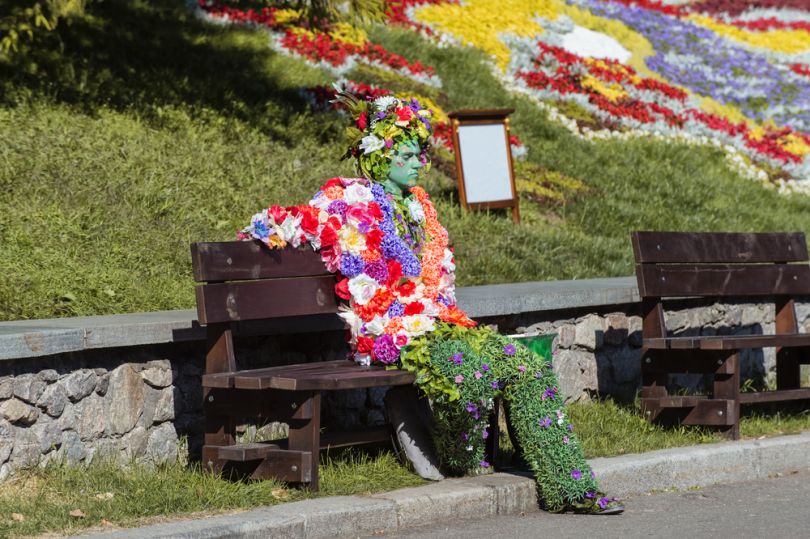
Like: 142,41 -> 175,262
356,336 -> 374,354
404,302 -> 424,316
321,177 -> 344,190
357,112 -> 367,130
366,228 -> 383,250
300,210 -> 319,236
335,276 -> 351,300
386,260 -> 403,287
397,281 -> 416,297
319,225 -> 338,247
269,204 -> 287,224
395,107 -> 413,123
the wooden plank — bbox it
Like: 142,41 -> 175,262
191,242 -> 327,282
643,350 -> 735,374
631,232 -> 807,264
288,392 -> 320,489
196,276 -> 339,325
636,263 -> 810,298
233,362 -> 415,391
699,333 -> 810,350
202,388 -> 313,420
681,399 -> 736,427
739,388 -> 810,403
217,443 -> 281,461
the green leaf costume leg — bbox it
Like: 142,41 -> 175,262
401,322 -> 611,513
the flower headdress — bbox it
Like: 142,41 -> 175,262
332,85 -> 433,181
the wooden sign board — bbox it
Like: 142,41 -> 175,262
448,109 -> 519,223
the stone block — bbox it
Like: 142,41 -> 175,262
142,366 -> 172,388
0,379 -> 12,400
108,365 -> 144,435
552,349 -> 598,402
37,383 -> 68,418
0,419 -> 12,463
604,313 -> 629,345
627,316 -> 643,347
145,422 -> 178,464
31,418 -> 62,454
76,393 -> 106,441
37,369 -> 59,383
0,398 -> 39,425
64,369 -> 97,402
122,426 -> 149,459
13,374 -> 46,404
153,388 -> 175,423
557,324 -> 576,349
60,430 -> 85,464
9,428 -> 40,468
95,373 -> 110,396
574,315 -> 606,351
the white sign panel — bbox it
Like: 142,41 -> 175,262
456,123 -> 514,204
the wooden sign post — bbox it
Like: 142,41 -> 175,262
448,109 -> 520,223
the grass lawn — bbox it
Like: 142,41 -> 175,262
4,0 -> 810,320
3,400 -> 809,537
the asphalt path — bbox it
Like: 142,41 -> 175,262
369,471 -> 810,539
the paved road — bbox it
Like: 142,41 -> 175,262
369,471 -> 810,539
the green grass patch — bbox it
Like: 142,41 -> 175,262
4,0 -> 810,319
0,449 -> 425,537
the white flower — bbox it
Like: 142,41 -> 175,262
359,135 -> 385,155
401,314 -> 435,337
275,213 -> 302,243
339,225 -> 366,256
406,197 -> 424,223
373,95 -> 398,111
442,248 -> 455,272
348,274 -> 380,305
365,316 -> 387,336
338,305 -> 363,338
344,182 -> 374,204
419,299 -> 440,317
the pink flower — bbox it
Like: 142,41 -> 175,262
517,365 -> 526,373
474,371 -> 482,379
454,375 -> 464,384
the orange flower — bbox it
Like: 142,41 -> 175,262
439,304 -> 476,327
354,288 -> 394,321
323,185 -> 345,201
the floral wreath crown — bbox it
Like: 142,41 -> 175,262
332,86 -> 434,181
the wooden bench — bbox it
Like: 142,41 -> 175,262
632,231 -> 810,439
191,240 -> 416,490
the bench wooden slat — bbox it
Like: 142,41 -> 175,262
196,276 -> 339,325
235,366 -> 415,391
636,263 -> 810,298
646,333 -> 810,350
191,241 -> 328,282
739,388 -> 810,403
632,232 -> 808,264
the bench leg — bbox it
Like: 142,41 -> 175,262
640,349 -> 668,422
714,352 -> 740,440
202,388 -> 236,474
288,391 -> 321,491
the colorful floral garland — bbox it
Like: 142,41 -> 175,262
240,176 -> 474,365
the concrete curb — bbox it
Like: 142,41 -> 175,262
77,432 -> 810,538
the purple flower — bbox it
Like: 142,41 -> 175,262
340,254 -> 365,278
538,416 -> 552,428
479,460 -> 490,468
364,260 -> 388,284
534,371 -> 543,379
465,402 -> 477,414
598,497 -> 610,510
571,469 -> 582,481
503,344 -> 516,356
517,365 -> 526,373
542,387 -> 557,401
482,429 -> 489,440
451,352 -> 463,365
327,200 -> 348,219
490,381 -> 499,390
376,111 -> 387,120
387,301 -> 404,318
461,432 -> 469,441
567,423 -> 574,432
481,363 -> 490,372
590,471 -> 596,479
372,334 -> 400,365
585,491 -> 596,499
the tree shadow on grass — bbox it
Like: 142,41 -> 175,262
1,0 -> 328,143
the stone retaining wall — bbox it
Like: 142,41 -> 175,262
2,296 -> 810,479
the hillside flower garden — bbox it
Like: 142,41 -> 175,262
195,0 -> 810,193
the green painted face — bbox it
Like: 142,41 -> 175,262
385,140 -> 423,196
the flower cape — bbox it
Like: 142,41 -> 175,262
239,177 -> 475,365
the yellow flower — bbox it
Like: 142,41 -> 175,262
416,0 -> 560,71
581,74 -> 627,102
329,22 -> 368,47
274,9 -> 302,26
689,15 -> 810,54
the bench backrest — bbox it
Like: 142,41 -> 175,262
191,241 -> 337,325
631,231 -> 810,340
191,241 -> 338,374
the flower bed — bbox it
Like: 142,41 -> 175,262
395,0 -> 810,188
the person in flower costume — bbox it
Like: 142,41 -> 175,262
239,88 -> 623,515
